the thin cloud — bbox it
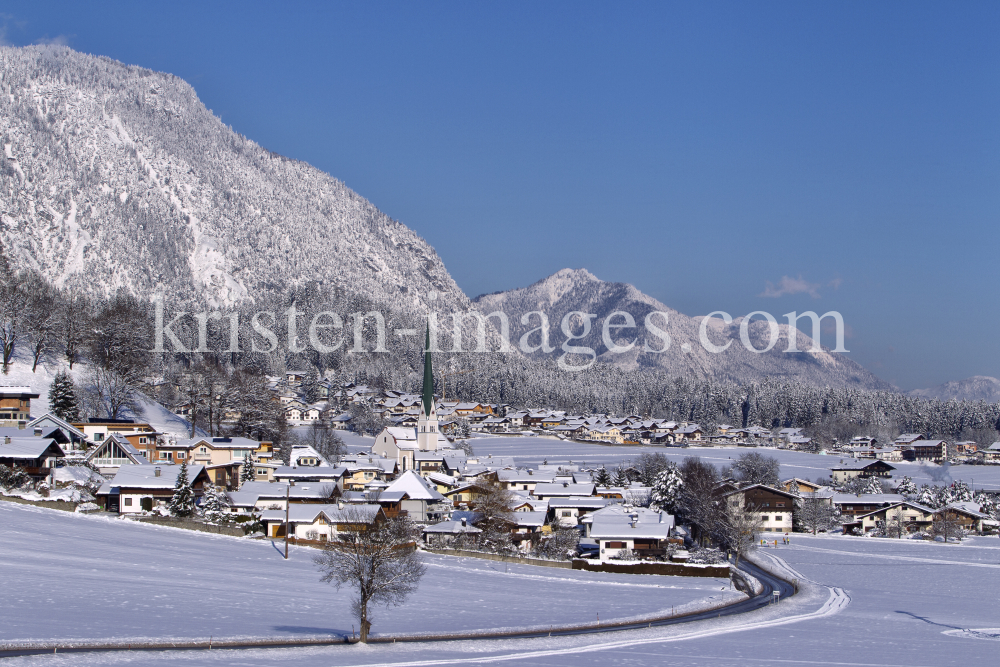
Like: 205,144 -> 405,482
759,275 -> 822,299
34,35 -> 71,46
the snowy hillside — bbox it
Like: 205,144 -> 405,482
0,45 -> 465,314
909,376 -> 1000,403
474,268 -> 889,389
1,354 -> 199,438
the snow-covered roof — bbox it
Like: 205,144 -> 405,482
0,437 -> 64,460
533,482 -> 596,497
287,502 -> 381,525
423,520 -> 481,534
382,470 -> 446,502
832,493 -> 905,505
105,464 -> 206,490
546,496 -> 609,509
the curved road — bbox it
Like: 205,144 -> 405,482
0,559 -> 796,658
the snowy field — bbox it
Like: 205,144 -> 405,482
5,523 -> 997,667
5,525 -> 997,667
0,502 -> 736,645
467,434 -> 1000,490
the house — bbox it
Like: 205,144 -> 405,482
832,493 -> 905,517
168,436 -> 266,488
843,501 -> 936,534
900,440 -> 948,463
376,470 -> 449,523
96,464 -> 209,514
71,419 -> 158,446
720,484 -> 798,533
0,437 -> 66,480
85,434 -> 150,474
0,386 -> 40,426
27,413 -> 89,451
497,468 -> 556,493
340,456 -> 397,490
547,496 -> 609,527
443,482 -> 492,507
779,478 -> 825,494
984,443 -> 1000,464
422,517 -> 482,547
589,506 -> 675,561
261,502 -> 383,540
936,502 -> 990,533
829,460 -> 896,484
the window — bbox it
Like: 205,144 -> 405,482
762,516 -> 770,522
176,452 -> 185,459
774,515 -> 783,521
776,502 -> 785,507
139,437 -> 147,444
124,498 -> 132,506
94,433 -> 105,441
561,510 -> 572,517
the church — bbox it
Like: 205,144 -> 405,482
373,327 -> 453,471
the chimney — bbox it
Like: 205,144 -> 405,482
3,436 -> 9,444
563,482 -> 569,488
33,428 -> 42,437
154,467 -> 161,477
18,422 -> 25,430
460,517 -> 467,527
338,501 -> 344,510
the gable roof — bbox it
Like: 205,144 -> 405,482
382,470 -> 446,502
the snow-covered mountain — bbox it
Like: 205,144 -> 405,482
909,376 -> 1000,403
0,45 -> 464,314
474,268 -> 890,389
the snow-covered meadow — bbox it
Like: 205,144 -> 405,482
0,502 -> 736,645
5,523 -> 998,666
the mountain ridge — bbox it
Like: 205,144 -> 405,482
474,267 -> 892,390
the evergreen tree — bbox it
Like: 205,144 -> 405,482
915,484 -> 940,509
48,370 -> 80,421
650,463 -> 684,513
896,476 -> 917,497
168,462 -> 195,517
613,465 -> 630,488
200,484 -> 230,523
949,480 -> 973,503
240,454 -> 256,485
861,476 -> 884,494
594,465 -> 612,487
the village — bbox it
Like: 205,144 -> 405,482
2,342 -> 999,570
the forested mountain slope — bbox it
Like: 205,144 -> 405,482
0,45 -> 463,314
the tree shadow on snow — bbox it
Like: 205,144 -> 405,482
895,611 -> 962,630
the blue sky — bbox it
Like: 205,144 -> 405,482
3,2 -> 999,389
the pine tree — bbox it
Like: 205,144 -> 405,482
896,476 -> 917,497
915,484 -> 939,509
613,465 -> 630,488
200,484 -> 230,523
650,463 -> 684,513
240,454 -> 256,485
950,480 -> 973,503
48,370 -> 80,421
861,476 -> 884,495
594,466 -> 612,487
168,462 -> 195,517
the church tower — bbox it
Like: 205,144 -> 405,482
416,325 -> 440,451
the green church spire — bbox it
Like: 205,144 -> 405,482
421,324 -> 434,416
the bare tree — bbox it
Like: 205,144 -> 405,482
21,272 -> 57,372
472,476 -> 516,554
731,451 -> 781,487
933,509 -> 962,542
797,494 -> 841,535
58,291 -> 89,370
678,457 -> 720,546
715,500 -> 763,567
307,422 -> 347,465
313,507 -> 425,643
0,268 -> 27,374
85,365 -> 141,419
